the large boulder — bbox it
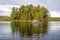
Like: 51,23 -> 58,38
32,20 -> 40,26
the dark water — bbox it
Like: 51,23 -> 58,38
0,21 -> 60,40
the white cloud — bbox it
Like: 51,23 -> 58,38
0,5 -> 60,17
0,5 -> 19,12
49,11 -> 60,17
0,5 -> 19,16
0,0 -> 60,17
0,5 -> 11,12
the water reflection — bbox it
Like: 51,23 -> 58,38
0,21 -> 12,40
11,21 -> 48,40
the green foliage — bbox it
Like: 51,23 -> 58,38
48,17 -> 60,21
11,7 -> 20,20
11,4 -> 48,20
0,16 -> 10,21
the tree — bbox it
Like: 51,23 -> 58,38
11,4 -> 49,21
11,7 -> 20,20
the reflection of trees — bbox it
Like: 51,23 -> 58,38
11,21 -> 20,40
19,22 -> 32,40
11,21 -> 48,40
41,21 -> 48,36
11,21 -> 20,32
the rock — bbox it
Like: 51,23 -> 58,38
32,20 -> 40,26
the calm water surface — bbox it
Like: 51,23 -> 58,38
0,21 -> 60,40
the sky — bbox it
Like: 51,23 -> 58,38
0,0 -> 60,17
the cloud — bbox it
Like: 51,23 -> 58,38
0,0 -> 60,17
0,0 -> 60,11
0,12 -> 10,16
0,5 -> 19,16
0,5 -> 11,12
49,11 -> 60,17
0,0 -> 43,6
46,0 -> 60,11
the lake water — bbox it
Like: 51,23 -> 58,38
0,21 -> 60,40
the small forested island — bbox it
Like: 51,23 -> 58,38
0,4 -> 60,21
11,4 -> 48,22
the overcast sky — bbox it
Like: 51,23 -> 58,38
0,0 -> 60,17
